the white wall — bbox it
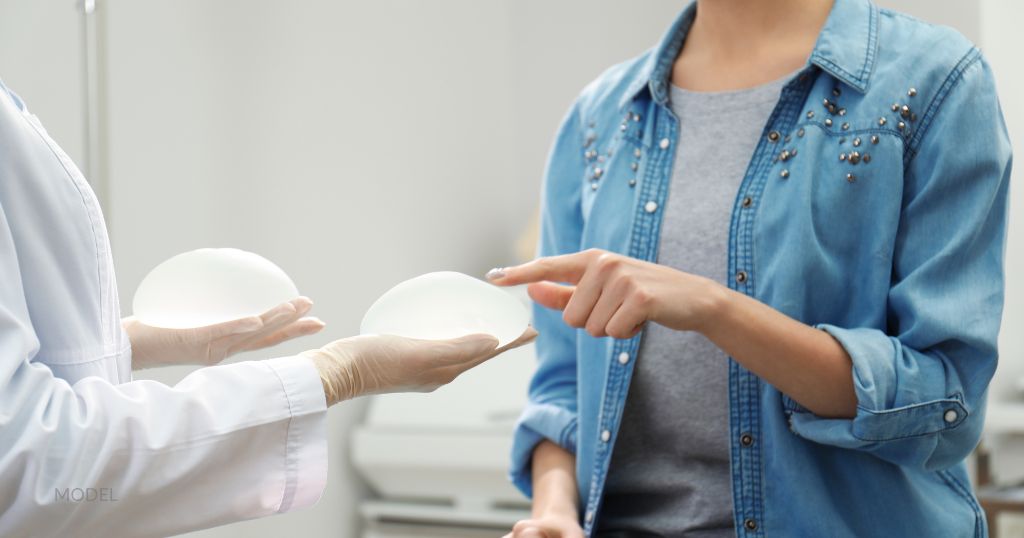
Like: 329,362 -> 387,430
0,0 -> 85,164
100,2 -> 681,537
980,0 -> 1024,411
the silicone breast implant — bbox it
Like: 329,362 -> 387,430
132,248 -> 299,329
360,271 -> 529,347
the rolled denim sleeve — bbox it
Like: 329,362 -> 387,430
509,100 -> 586,497
788,53 -> 1012,471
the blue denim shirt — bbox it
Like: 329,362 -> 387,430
509,1 -> 1013,536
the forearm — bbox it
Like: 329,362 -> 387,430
530,440 -> 579,518
700,284 -> 857,419
488,252 -> 858,419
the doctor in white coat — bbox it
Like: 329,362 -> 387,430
0,78 -> 534,537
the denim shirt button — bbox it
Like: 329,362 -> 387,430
600,429 -> 611,442
585,510 -> 594,523
740,433 -> 754,446
736,271 -> 748,283
659,137 -> 670,149
944,409 -> 958,423
617,351 -> 630,364
645,201 -> 659,213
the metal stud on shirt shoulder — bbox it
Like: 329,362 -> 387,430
908,87 -> 918,97
871,135 -> 879,144
879,117 -> 887,126
824,118 -> 833,127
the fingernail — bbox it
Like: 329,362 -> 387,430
485,268 -> 506,280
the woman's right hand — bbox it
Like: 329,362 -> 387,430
301,328 -> 537,405
504,514 -> 585,538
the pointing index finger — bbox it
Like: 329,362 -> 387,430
486,252 -> 592,286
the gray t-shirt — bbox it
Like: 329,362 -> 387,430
596,76 -> 788,537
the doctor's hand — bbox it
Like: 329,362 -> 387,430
124,297 -> 326,369
487,249 -> 724,339
302,328 -> 537,405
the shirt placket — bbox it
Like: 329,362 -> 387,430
726,74 -> 811,537
582,98 -> 679,534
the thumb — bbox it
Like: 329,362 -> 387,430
458,334 -> 501,354
527,281 -> 575,311
450,333 -> 500,356
196,315 -> 264,339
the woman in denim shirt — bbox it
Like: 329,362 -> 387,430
490,0 -> 1012,536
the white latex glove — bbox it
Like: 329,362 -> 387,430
124,297 -> 325,369
302,327 -> 538,405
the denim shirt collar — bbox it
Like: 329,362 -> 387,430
618,0 -> 879,110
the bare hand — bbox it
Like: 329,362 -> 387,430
503,514 -> 585,538
488,249 -> 724,339
125,297 -> 325,369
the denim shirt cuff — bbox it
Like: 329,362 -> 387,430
785,324 -> 968,448
508,402 -> 578,498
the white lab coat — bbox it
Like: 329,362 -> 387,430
0,80 -> 328,537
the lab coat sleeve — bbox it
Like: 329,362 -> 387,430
0,206 -> 329,536
786,53 -> 1012,471
509,101 -> 585,498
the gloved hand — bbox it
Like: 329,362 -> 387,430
302,327 -> 538,405
125,297 -> 325,369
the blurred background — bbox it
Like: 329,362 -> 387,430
0,1 -> 1020,537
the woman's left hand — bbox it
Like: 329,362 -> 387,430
124,297 -> 325,369
487,249 -> 725,339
